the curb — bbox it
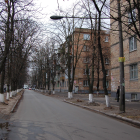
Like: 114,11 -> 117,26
64,99 -> 140,127
10,90 -> 24,113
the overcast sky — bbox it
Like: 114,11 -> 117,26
34,0 -> 77,23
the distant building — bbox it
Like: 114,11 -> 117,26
54,28 -> 111,94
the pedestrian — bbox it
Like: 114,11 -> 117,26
116,86 -> 120,102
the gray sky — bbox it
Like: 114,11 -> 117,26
34,0 -> 77,23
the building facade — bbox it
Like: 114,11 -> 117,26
110,0 -> 140,99
54,28 -> 111,94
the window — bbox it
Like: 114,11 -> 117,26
83,69 -> 90,75
83,45 -> 89,51
83,57 -> 90,63
105,36 -> 108,42
129,36 -> 137,52
106,70 -> 109,76
83,80 -> 89,86
131,93 -> 137,100
130,64 -> 138,80
128,9 -> 136,24
57,82 -> 59,87
105,58 -> 109,64
106,81 -> 109,88
83,34 -> 90,40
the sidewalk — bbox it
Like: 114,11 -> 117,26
0,90 -> 24,119
0,90 -> 24,139
39,90 -> 140,127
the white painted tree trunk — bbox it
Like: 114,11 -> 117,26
0,94 -> 4,102
10,91 -> 13,98
70,92 -> 73,98
14,90 -> 16,96
12,91 -> 14,96
68,92 -> 73,99
89,94 -> 94,103
96,91 -> 99,96
13,90 -> 16,96
68,92 -> 70,98
53,91 -> 55,94
6,92 -> 9,100
105,95 -> 110,107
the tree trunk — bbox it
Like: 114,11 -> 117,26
0,66 -> 5,102
98,12 -> 110,107
0,65 -> 5,94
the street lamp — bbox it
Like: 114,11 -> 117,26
50,16 -> 64,20
50,15 -> 110,20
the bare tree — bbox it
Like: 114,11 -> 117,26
86,0 -> 111,107
49,4 -> 87,98
0,0 -> 39,102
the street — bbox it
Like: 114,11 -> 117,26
8,89 -> 140,140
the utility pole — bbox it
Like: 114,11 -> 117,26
117,0 -> 125,112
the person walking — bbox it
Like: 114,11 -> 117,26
116,86 -> 120,102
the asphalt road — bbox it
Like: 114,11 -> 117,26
8,90 -> 140,140
93,98 -> 140,110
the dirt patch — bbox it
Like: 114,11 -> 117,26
117,109 -> 140,121
104,106 -> 113,110
84,102 -> 100,106
0,91 -> 23,116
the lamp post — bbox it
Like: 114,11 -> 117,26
117,0 -> 125,112
50,15 -> 110,20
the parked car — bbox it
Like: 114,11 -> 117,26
29,88 -> 32,90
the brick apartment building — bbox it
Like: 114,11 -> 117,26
54,28 -> 111,94
110,0 -> 140,100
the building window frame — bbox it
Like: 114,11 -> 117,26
83,69 -> 90,75
83,45 -> 89,51
128,8 -> 136,24
83,57 -> 90,63
130,64 -> 138,80
131,93 -> 137,100
129,35 -> 137,52
83,80 -> 89,86
106,81 -> 109,88
105,36 -> 109,42
83,34 -> 90,40
106,70 -> 109,76
105,58 -> 109,64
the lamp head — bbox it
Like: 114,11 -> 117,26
50,16 -> 64,20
